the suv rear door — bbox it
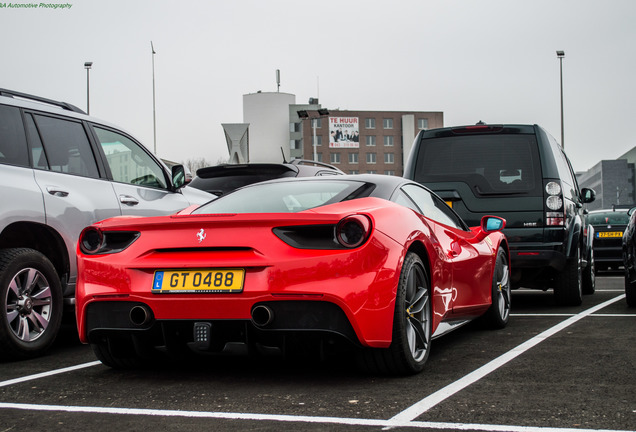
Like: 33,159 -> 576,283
25,112 -> 122,294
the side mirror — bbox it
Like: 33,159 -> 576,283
581,188 -> 596,204
481,215 -> 506,233
171,164 -> 186,189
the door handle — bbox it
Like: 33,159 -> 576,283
46,186 -> 69,197
119,195 -> 139,206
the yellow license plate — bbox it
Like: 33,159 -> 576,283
597,231 -> 622,238
152,269 -> 245,293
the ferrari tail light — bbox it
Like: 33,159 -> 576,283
544,180 -> 565,226
79,227 -> 140,255
274,215 -> 372,250
336,215 -> 372,248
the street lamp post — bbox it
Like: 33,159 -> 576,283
556,50 -> 565,148
297,108 -> 330,162
84,62 -> 92,115
151,41 -> 157,154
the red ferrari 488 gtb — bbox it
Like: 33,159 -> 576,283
76,174 -> 510,374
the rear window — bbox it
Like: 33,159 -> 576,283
413,134 -> 542,196
588,212 -> 630,225
192,180 -> 364,214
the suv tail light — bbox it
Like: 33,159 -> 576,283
544,181 -> 565,226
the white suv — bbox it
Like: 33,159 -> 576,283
0,88 -> 211,359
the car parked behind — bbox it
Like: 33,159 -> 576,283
586,208 -> 629,272
403,123 -> 596,305
0,88 -> 211,360
188,160 -> 344,197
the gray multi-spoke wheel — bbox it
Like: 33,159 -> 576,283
486,247 -> 511,328
0,248 -> 62,359
359,252 -> 431,375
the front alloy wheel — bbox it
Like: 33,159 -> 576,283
486,247 -> 511,328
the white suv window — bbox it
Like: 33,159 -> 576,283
93,126 -> 167,189
29,114 -> 100,179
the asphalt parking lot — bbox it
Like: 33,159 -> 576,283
0,275 -> 634,432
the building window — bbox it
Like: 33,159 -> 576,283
365,118 -> 376,129
350,170 -> 359,174
418,118 -> 429,130
367,170 -> 377,174
366,153 -> 376,164
349,153 -> 358,164
315,118 -> 322,128
383,118 -> 393,129
316,153 -> 323,163
312,135 -> 322,146
384,136 -> 394,147
330,153 -> 341,164
366,136 -> 376,146
385,170 -> 395,176
384,153 -> 395,164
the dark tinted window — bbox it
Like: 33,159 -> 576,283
193,180 -> 362,214
588,212 -> 630,225
32,114 -> 99,178
0,105 -> 29,167
414,134 -> 542,196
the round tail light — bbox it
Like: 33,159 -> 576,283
336,215 -> 371,248
80,227 -> 104,254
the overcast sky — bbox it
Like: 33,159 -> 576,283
2,0 -> 635,172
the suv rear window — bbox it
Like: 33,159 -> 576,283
588,212 -> 630,225
412,134 -> 542,196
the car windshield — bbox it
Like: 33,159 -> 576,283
588,212 -> 630,225
192,180 -> 363,214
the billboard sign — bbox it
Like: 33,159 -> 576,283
329,117 -> 359,148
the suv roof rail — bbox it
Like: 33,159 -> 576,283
0,88 -> 86,114
290,159 -> 340,171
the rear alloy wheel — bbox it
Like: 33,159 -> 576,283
485,247 -> 511,328
0,248 -> 62,359
359,252 -> 431,375
554,245 -> 583,306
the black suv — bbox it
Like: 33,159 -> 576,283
404,123 -> 596,305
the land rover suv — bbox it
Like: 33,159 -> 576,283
0,88 -> 211,359
404,123 -> 595,306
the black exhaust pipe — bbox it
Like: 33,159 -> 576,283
129,305 -> 152,326
251,305 -> 274,327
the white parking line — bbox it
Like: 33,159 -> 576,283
0,402 -> 631,432
0,361 -> 101,388
387,294 -> 626,424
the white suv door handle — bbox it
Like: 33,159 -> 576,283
119,195 -> 139,206
46,186 -> 69,197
